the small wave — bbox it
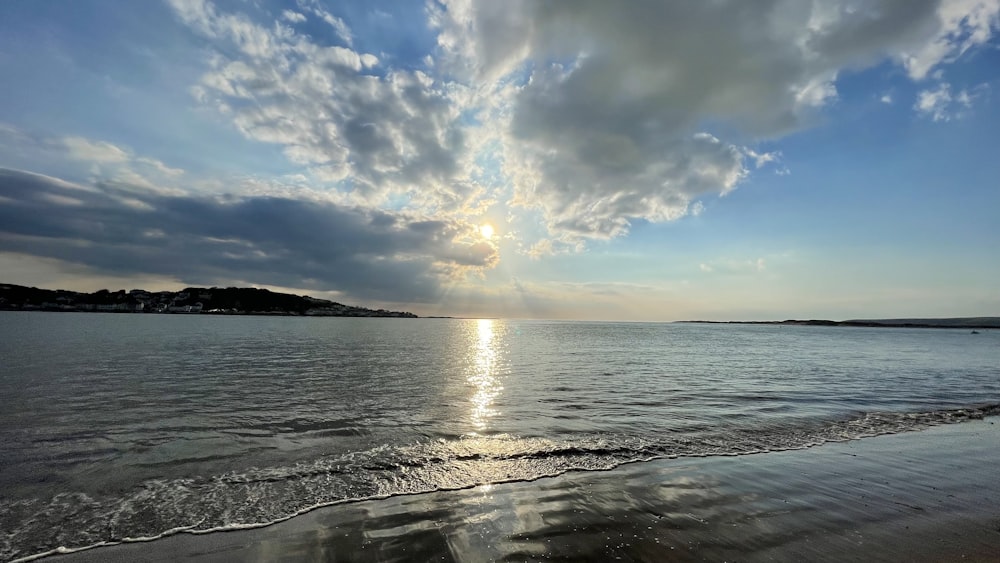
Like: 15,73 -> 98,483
4,403 -> 998,563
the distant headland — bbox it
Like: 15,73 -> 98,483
0,283 -> 417,318
678,318 -> 1000,329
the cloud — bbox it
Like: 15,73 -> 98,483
60,135 -> 180,179
298,0 -> 353,46
436,277 -> 695,321
747,149 -> 781,169
165,0 -> 999,249
555,280 -> 661,297
900,0 -> 1000,80
0,125 -> 186,195
510,129 -> 749,240
62,137 -> 131,163
699,257 -> 768,275
169,0 -> 486,215
881,93 -> 894,104
281,10 -> 306,24
135,157 -> 184,178
0,168 -> 498,303
914,81 -> 975,120
430,0 -> 999,243
59,134 -> 186,193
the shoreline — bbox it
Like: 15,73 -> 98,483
0,309 -> 466,319
678,319 -> 999,330
35,418 -> 1000,562
4,310 -> 996,328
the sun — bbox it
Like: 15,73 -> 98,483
479,223 -> 495,239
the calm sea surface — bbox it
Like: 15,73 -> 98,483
1,312 -> 998,561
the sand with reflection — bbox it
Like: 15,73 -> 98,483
43,419 -> 1000,563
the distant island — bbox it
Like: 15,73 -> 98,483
679,318 -> 1000,329
0,283 -> 417,318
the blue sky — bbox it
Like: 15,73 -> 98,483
0,0 -> 998,320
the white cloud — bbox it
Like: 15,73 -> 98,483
54,134 -> 186,192
62,137 -> 130,163
136,157 -> 184,177
173,1 -> 272,57
880,93 -> 894,104
524,238 -> 584,259
747,149 -> 781,169
171,0 -> 486,215
297,0 -> 353,46
901,0 -> 1000,80
915,81 -> 975,120
699,257 -> 768,275
281,10 -> 306,24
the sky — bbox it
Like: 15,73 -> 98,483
0,0 -> 998,321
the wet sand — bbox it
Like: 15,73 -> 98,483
42,420 -> 1000,562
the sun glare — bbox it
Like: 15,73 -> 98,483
479,224 -> 495,239
468,319 -> 502,433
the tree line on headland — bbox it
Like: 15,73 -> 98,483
679,318 -> 1000,329
0,283 -> 417,317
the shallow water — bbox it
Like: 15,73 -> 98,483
1,313 -> 998,561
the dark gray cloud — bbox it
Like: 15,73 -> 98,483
0,168 -> 497,302
432,0 -> 998,242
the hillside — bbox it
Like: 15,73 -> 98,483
0,284 -> 417,317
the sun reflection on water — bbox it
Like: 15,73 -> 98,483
468,319 -> 504,433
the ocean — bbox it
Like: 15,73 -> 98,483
1,312 -> 998,561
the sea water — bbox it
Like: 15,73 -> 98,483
0,312 -> 997,561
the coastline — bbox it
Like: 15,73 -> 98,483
36,419 -> 1000,563
678,319 -> 1000,330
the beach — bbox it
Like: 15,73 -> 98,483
40,419 -> 1000,562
